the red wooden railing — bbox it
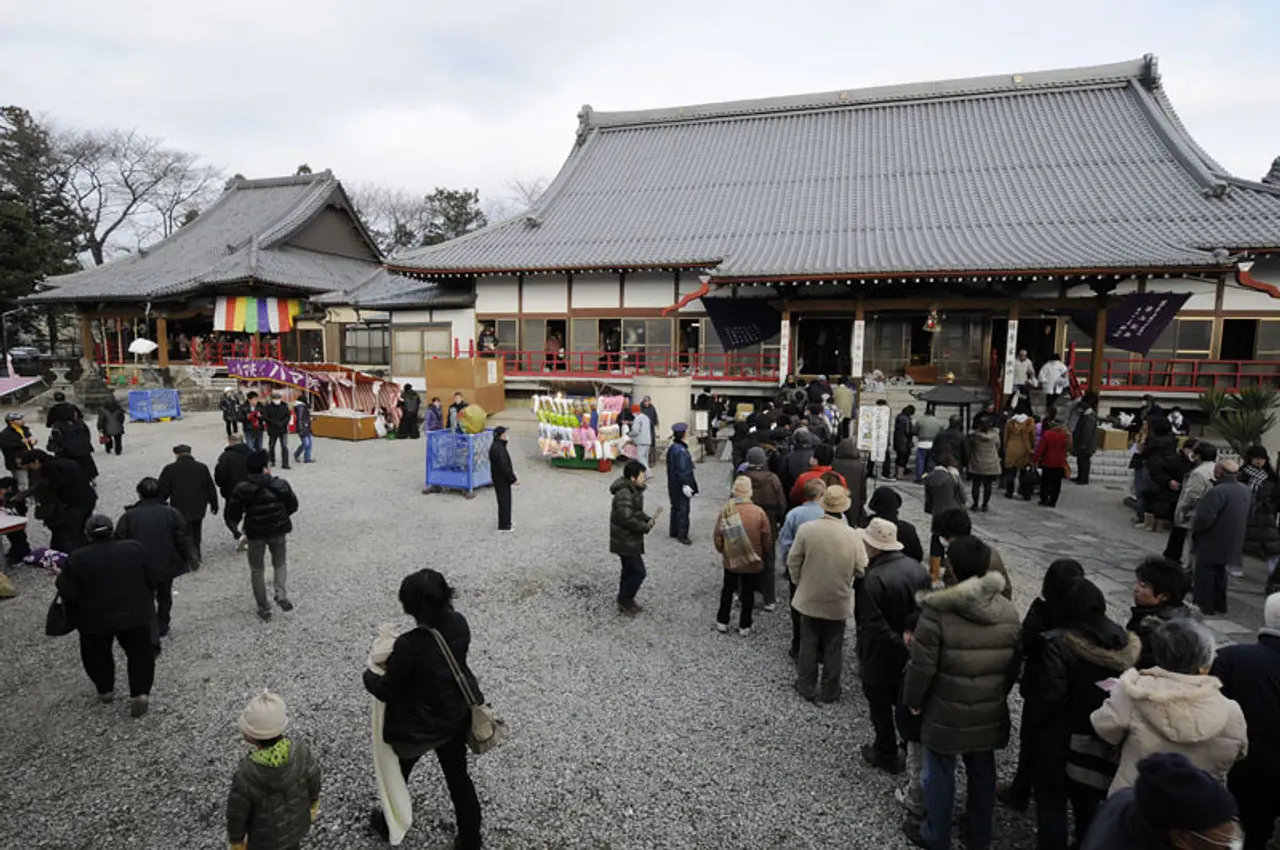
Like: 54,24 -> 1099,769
1074,358 -> 1280,393
490,349 -> 781,382
94,339 -> 283,366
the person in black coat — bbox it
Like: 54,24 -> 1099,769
488,426 -> 517,532
215,435 -> 253,543
1145,441 -> 1194,525
856,518 -> 929,774
1211,595 -> 1280,850
19,449 -> 96,553
859,486 -> 925,563
242,392 -> 264,453
1126,556 -> 1191,670
226,452 -> 299,621
96,398 -> 126,456
1080,753 -> 1240,850
892,405 -> 916,481
56,514 -> 159,717
396,385 -> 422,440
1031,579 -> 1141,850
363,569 -> 483,849
1000,559 -> 1085,812
262,392 -> 293,470
48,413 -> 98,483
158,444 -> 218,562
781,430 -> 814,496
0,476 -> 31,564
218,388 -> 241,437
44,391 -> 81,428
115,477 -> 193,638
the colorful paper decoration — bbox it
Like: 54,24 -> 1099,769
214,297 -> 302,333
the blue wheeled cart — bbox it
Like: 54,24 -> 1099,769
424,429 -> 494,498
128,389 -> 182,422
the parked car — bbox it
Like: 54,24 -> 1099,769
7,346 -> 49,376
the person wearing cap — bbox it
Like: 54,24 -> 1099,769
19,449 -> 97,553
291,397 -> 314,464
665,423 -> 698,545
220,386 -> 242,438
116,477 -> 194,639
1212,593 -> 1280,849
778,478 -> 828,657
1191,459 -> 1251,616
860,486 -> 925,563
902,536 -> 1020,850
787,484 -> 868,702
158,444 -> 218,564
1091,618 -> 1246,795
0,411 -> 37,487
55,513 -> 158,717
629,404 -> 653,470
857,517 -> 929,774
1080,752 -> 1241,850
227,689 -> 323,850
263,391 -> 293,470
488,426 -> 517,532
713,476 -> 772,636
226,451 -> 299,622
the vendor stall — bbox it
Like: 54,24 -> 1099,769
535,394 -> 625,472
226,358 -> 402,439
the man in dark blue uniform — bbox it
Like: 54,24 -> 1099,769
666,423 -> 698,545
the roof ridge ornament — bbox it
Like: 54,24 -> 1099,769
1264,156 -> 1280,186
576,105 -> 594,146
1139,54 -> 1161,89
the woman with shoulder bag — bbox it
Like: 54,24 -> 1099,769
363,569 -> 484,849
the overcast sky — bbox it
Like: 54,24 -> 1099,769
3,0 -> 1275,207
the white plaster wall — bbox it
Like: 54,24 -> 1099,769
391,310 -> 433,325
677,275 -> 705,313
474,276 -> 519,313
624,273 -> 676,309
522,276 -> 568,313
1222,284 -> 1280,311
435,308 -> 476,354
571,273 -> 621,309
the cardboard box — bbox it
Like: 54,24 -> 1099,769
425,358 -> 506,415
1097,428 -> 1129,451
312,413 -> 378,441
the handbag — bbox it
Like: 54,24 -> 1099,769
427,628 -> 505,755
45,593 -> 74,637
98,433 -> 111,446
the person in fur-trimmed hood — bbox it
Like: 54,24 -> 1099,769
902,536 -> 1021,850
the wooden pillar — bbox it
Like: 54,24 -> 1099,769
252,333 -> 260,359
1089,300 -> 1107,392
79,315 -> 94,366
156,317 -> 170,367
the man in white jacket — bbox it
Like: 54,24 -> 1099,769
1037,354 -> 1070,412
1164,441 -> 1216,565
1011,350 -> 1037,403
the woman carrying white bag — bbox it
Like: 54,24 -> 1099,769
363,569 -> 489,849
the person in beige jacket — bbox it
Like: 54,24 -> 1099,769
1090,617 -> 1247,794
786,485 -> 868,703
713,476 -> 773,637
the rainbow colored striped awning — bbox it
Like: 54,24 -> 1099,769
214,297 -> 303,333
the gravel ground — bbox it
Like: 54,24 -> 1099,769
0,412 -> 1045,849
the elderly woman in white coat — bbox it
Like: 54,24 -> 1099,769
1090,617 -> 1247,794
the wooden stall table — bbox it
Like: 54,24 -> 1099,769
310,412 -> 378,441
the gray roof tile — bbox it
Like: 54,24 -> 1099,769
392,56 -> 1280,278
30,171 -> 384,302
313,268 -> 475,310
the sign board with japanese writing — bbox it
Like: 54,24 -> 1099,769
856,404 -> 891,462
851,320 -> 866,378
1002,321 -> 1019,394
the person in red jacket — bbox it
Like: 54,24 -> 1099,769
790,444 -> 847,506
1032,418 -> 1073,508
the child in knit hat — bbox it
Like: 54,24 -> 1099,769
226,689 -> 322,850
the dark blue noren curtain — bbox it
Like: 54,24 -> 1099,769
1063,291 -> 1192,355
700,297 -> 782,351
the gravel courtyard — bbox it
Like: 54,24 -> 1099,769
0,411 -> 1049,850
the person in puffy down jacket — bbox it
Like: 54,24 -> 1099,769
226,451 -> 299,622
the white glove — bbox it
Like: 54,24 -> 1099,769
682,485 -> 694,499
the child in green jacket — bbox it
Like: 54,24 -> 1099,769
227,690 -> 322,850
